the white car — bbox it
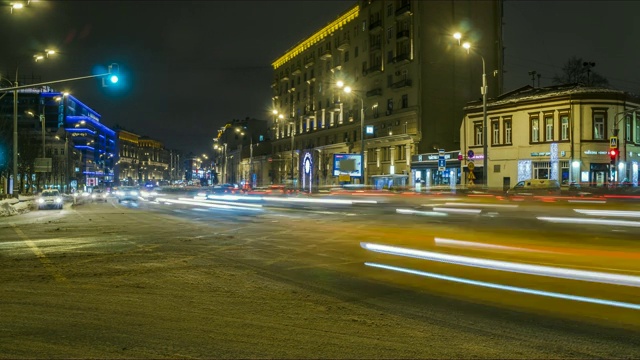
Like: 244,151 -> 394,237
91,188 -> 109,202
115,186 -> 139,203
37,189 -> 63,210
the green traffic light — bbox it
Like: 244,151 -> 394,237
110,75 -> 119,84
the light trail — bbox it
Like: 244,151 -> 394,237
181,197 -> 262,208
442,202 -> 519,208
365,262 -> 640,311
573,209 -> 640,218
157,197 -> 262,211
396,208 -> 447,217
432,207 -> 482,214
538,216 -> 640,227
360,242 -> 640,287
434,238 -> 549,253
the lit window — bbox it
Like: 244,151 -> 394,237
474,122 -> 483,145
531,118 -> 539,142
504,120 -> 512,144
545,115 -> 553,141
492,121 -> 500,145
593,113 -> 605,140
561,115 -> 569,140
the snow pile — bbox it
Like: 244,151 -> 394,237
0,197 -> 34,217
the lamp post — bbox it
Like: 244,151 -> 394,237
290,121 -> 296,187
456,34 -> 488,188
337,81 -> 366,185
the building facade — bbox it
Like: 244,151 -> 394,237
460,84 -> 640,189
269,0 -> 502,188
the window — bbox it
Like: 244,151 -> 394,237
401,94 -> 408,108
387,3 -> 393,16
533,161 -> 550,180
504,119 -> 512,144
387,50 -> 393,63
560,115 -> 569,140
355,46 -> 359,58
593,112 -> 605,140
626,115 -> 632,142
362,20 -> 367,31
344,51 -> 349,63
492,120 -> 500,145
636,113 -> 640,143
474,122 -> 483,145
387,27 -> 393,41
387,98 -> 393,114
387,75 -> 393,87
397,145 -> 406,160
545,115 -> 554,141
531,117 -> 540,142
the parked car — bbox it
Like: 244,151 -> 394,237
506,179 -> 561,197
115,186 -> 139,203
37,189 -> 63,210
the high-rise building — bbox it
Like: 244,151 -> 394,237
270,0 -> 503,189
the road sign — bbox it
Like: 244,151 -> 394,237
438,149 -> 445,171
468,162 -> 475,170
610,136 -> 618,149
467,149 -> 475,159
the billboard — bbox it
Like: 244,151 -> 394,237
332,153 -> 362,177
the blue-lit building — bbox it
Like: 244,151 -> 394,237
41,92 -> 117,189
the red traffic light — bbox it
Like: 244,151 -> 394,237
609,149 -> 618,157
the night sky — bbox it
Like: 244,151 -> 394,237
2,1 -> 639,156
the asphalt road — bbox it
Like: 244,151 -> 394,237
1,194 -> 639,358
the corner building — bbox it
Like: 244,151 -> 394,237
270,0 -> 502,188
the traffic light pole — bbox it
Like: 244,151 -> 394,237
1,69 -> 116,197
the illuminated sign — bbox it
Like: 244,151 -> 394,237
583,150 -> 609,155
366,125 -> 374,134
333,153 -> 362,177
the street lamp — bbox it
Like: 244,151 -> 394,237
457,35 -> 488,188
337,82 -> 366,185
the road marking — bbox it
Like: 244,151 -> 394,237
11,224 -> 67,283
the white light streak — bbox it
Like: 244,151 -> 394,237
442,202 -> 519,208
157,197 -> 262,211
180,197 -> 262,208
360,242 -> 640,287
573,209 -> 640,218
396,208 -> 447,217
434,238 -> 549,253
432,207 -> 482,214
365,262 -> 640,311
538,216 -> 640,228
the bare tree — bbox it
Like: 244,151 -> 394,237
552,56 -> 609,87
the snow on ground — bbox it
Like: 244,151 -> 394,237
0,196 -> 35,217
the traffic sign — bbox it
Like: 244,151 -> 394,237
468,162 -> 475,170
467,149 -> 475,159
610,136 -> 618,149
438,149 -> 446,171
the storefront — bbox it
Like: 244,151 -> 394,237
411,151 -> 462,191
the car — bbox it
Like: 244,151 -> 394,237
506,179 -> 561,197
91,188 -> 108,202
140,187 -> 159,201
37,189 -> 63,210
115,186 -> 139,203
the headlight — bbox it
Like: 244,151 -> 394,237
140,191 -> 149,196
102,194 -> 108,198
37,198 -> 45,204
129,191 -> 138,196
92,194 -> 97,198
116,191 -> 124,196
81,192 -> 89,197
55,197 -> 62,203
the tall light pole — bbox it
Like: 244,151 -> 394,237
457,35 -> 488,188
338,81 -> 366,185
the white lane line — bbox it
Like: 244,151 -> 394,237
396,208 -> 447,217
442,202 -> 519,208
432,207 -> 482,214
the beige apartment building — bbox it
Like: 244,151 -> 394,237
270,0 -> 502,189
460,84 -> 640,190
